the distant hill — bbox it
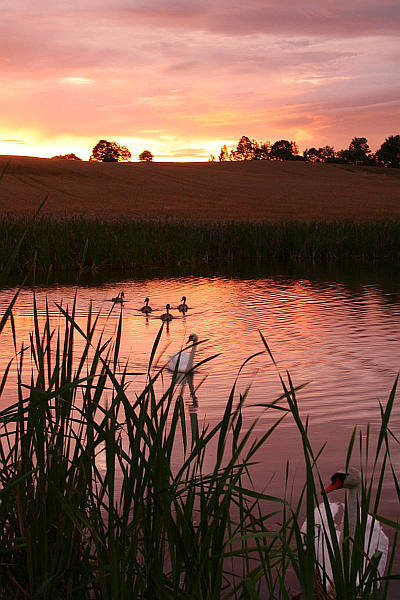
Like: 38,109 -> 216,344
0,155 -> 399,222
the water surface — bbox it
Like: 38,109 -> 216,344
1,271 -> 399,589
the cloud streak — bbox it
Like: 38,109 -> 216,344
124,0 -> 400,37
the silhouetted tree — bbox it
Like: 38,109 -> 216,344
303,146 -> 334,162
208,154 -> 216,162
348,137 -> 370,163
51,153 -> 82,160
319,145 -> 335,162
335,149 -> 352,163
139,150 -> 153,162
254,141 -> 270,160
218,145 -> 229,161
90,140 -> 131,162
270,140 -> 294,161
232,136 -> 256,160
376,135 -> 400,168
303,147 -> 321,162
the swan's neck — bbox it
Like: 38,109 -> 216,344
340,486 -> 360,544
187,343 -> 197,370
348,487 -> 359,537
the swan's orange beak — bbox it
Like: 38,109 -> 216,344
325,479 -> 342,493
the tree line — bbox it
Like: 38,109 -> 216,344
52,134 -> 400,168
211,135 -> 400,168
52,140 -> 153,163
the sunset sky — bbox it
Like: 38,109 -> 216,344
1,0 -> 399,161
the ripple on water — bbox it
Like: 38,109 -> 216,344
1,274 -> 400,582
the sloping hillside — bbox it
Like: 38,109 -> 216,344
0,155 -> 399,221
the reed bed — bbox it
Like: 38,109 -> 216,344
0,290 -> 398,599
1,217 -> 400,274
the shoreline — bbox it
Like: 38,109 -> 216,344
1,217 -> 400,275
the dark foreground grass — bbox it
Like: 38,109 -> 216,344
0,293 -> 398,599
1,217 -> 400,274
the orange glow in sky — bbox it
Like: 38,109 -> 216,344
1,1 -> 399,161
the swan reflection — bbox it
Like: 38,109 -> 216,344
177,372 -> 198,409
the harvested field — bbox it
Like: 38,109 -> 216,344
0,155 -> 399,222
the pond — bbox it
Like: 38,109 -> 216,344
1,265 -> 400,593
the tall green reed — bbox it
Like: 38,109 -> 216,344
1,217 -> 400,275
0,292 -> 398,598
0,295 -> 291,599
256,333 -> 398,599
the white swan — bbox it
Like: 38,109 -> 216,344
140,297 -> 152,314
178,296 -> 189,312
302,468 -> 389,592
111,291 -> 125,303
168,333 -> 198,373
160,303 -> 173,322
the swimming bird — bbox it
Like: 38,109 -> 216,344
140,297 -> 152,314
302,467 -> 388,592
111,291 -> 125,303
160,303 -> 173,322
168,333 -> 199,373
178,296 -> 189,312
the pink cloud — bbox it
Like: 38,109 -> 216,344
116,0 -> 400,37
0,1 -> 398,157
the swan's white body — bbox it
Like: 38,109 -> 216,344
307,500 -> 388,587
302,468 -> 388,591
168,334 -> 198,373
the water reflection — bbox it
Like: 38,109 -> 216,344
1,275 -> 400,479
178,372 -> 198,409
1,274 -> 400,426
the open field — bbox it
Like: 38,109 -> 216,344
1,155 -> 399,222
